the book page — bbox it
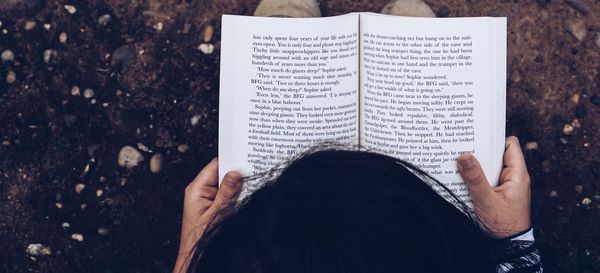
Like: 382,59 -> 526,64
359,13 -> 506,201
220,14 -> 360,184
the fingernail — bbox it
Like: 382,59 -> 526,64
458,156 -> 474,170
225,174 -> 239,186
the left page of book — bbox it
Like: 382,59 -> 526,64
219,14 -> 360,184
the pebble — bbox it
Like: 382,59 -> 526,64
596,33 -> 600,49
75,183 -> 85,194
71,233 -> 84,242
581,197 -> 592,205
575,184 -> 583,194
83,88 -> 94,99
182,23 -> 192,34
571,118 -> 581,129
563,124 -> 574,135
64,5 -> 77,14
96,189 -> 103,197
24,20 -> 36,30
203,25 -> 214,42
565,0 -> 592,16
570,93 -> 580,105
70,85 -> 80,96
549,190 -> 558,197
1,49 -> 14,62
26,244 -> 51,256
381,0 -> 435,17
43,49 -> 57,64
111,44 -> 137,72
436,6 -> 450,17
137,143 -> 150,152
61,222 -> 70,229
98,14 -> 111,26
0,0 -> 44,17
590,94 -> 600,106
525,141 -> 538,150
117,145 -> 144,169
6,71 -> 16,83
177,144 -> 189,153
198,43 -> 214,54
153,22 -> 164,31
55,202 -> 63,209
564,18 -> 587,42
97,227 -> 110,236
150,153 -> 164,173
190,114 -> 202,126
59,32 -> 67,43
80,203 -> 87,210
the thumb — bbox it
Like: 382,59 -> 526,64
457,153 -> 494,207
203,171 -> 243,220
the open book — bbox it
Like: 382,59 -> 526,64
219,13 -> 506,202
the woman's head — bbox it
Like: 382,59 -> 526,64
187,149 -> 498,273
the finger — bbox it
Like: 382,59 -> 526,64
203,171 -> 243,219
503,137 -> 527,170
189,158 -> 219,189
457,153 -> 495,207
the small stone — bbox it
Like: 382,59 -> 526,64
55,202 -> 63,209
43,23 -> 51,30
26,244 -> 51,256
64,5 -> 77,14
70,85 -> 80,96
570,93 -> 580,105
575,184 -> 583,194
97,227 -> 110,236
202,25 -> 214,42
181,23 -> 192,34
71,233 -> 84,242
190,115 -> 202,126
436,6 -> 450,17
595,33 -> 600,49
75,183 -> 85,194
96,189 -> 103,197
24,20 -> 36,30
83,88 -> 94,99
80,203 -> 87,210
549,190 -> 558,197
510,71 -> 521,83
117,145 -> 144,169
153,22 -> 164,31
559,138 -> 569,144
590,94 -> 600,106
59,32 -> 67,43
61,222 -> 70,229
571,118 -> 581,129
581,197 -> 592,205
137,143 -> 150,152
150,153 -> 164,173
111,44 -> 136,73
99,176 -> 106,182
563,124 -> 574,135
6,71 -> 16,83
565,0 -> 592,16
98,14 -> 111,26
198,43 -> 214,54
381,0 -> 435,17
525,141 -> 538,150
177,144 -> 189,153
43,49 -> 57,64
564,18 -> 587,42
1,49 -> 14,62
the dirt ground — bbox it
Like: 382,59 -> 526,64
0,0 -> 599,272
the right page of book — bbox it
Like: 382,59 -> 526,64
359,13 -> 506,201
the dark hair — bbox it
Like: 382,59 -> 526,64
187,148 -> 501,273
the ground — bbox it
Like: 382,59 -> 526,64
0,0 -> 599,272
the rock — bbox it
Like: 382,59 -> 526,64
380,0 -> 435,17
0,0 -> 44,17
581,197 -> 592,205
63,5 -> 76,14
153,22 -> 164,31
525,141 -> 538,150
117,145 -> 144,169
570,93 -> 580,105
190,114 -> 202,126
111,44 -> 136,73
70,85 -> 80,96
436,6 -> 450,17
59,32 -> 67,43
98,14 -> 111,26
61,222 -> 70,229
83,88 -> 94,99
596,33 -> 600,49
571,118 -> 581,129
43,49 -> 57,64
71,233 -> 84,242
55,202 -> 62,209
177,144 -> 189,153
26,244 -> 51,256
150,153 -> 164,173
565,0 -> 591,16
590,94 -> 600,106
203,25 -> 214,42
549,190 -> 558,197
97,227 -> 110,236
75,183 -> 85,194
24,20 -> 36,30
564,18 -> 587,42
563,124 -> 574,135
198,43 -> 214,54
96,189 -> 103,197
6,71 -> 16,83
137,143 -> 150,152
1,49 -> 14,62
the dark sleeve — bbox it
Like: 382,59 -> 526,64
493,228 -> 543,273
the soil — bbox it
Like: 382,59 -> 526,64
0,0 -> 599,272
